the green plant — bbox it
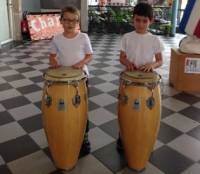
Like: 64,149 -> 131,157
160,23 -> 172,36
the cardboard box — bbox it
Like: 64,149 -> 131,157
169,48 -> 200,92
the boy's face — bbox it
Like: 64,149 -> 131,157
133,15 -> 152,34
61,12 -> 79,32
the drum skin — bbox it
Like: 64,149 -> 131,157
118,72 -> 161,171
41,69 -> 87,170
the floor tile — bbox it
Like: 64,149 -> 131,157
167,134 -> 200,161
180,106 -> 200,123
187,125 -> 200,141
89,108 -> 116,126
0,112 -> 15,126
0,104 -> 5,112
99,119 -> 119,139
1,96 -> 31,110
90,93 -> 117,107
116,162 -> 165,174
98,74 -> 119,82
162,113 -> 200,133
181,163 -> 200,174
29,129 -> 48,149
93,142 -> 126,173
88,86 -> 102,97
162,98 -> 189,112
89,127 -> 115,152
94,82 -> 118,92
173,92 -> 200,105
8,104 -> 41,121
157,122 -> 182,143
193,101 -> 200,109
7,151 -> 56,174
0,122 -> 26,143
18,114 -> 43,133
25,91 -> 42,103
17,84 -> 41,94
150,146 -> 193,174
9,79 -> 34,88
88,100 -> 99,111
0,89 -> 21,102
104,102 -> 118,115
161,106 -> 175,119
3,74 -> 25,82
60,155 -> 113,174
0,135 -> 40,162
0,83 -> 12,91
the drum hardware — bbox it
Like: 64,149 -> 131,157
146,96 -> 155,110
122,95 -> 128,104
44,95 -> 52,107
118,94 -> 128,104
72,95 -> 81,107
72,81 -> 81,107
58,99 -> 65,111
44,82 -> 53,107
133,99 -> 140,111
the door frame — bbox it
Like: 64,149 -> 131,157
0,0 -> 14,46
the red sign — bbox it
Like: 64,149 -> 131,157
27,14 -> 64,41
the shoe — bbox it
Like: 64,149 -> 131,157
80,140 -> 91,155
116,137 -> 124,152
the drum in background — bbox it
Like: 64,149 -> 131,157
118,71 -> 161,171
41,67 -> 88,170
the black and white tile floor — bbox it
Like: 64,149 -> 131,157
0,34 -> 200,174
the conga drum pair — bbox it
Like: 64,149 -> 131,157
41,67 -> 88,170
118,71 -> 161,171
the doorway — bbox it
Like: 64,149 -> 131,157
0,0 -> 13,47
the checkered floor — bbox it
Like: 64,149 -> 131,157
0,33 -> 200,174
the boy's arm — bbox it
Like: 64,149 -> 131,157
73,53 -> 93,69
49,53 -> 60,68
139,52 -> 163,72
120,51 -> 137,71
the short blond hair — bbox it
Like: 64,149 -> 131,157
60,6 -> 80,21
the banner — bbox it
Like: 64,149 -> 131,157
27,14 -> 64,41
179,0 -> 200,38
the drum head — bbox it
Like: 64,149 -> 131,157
44,67 -> 86,81
122,71 -> 160,83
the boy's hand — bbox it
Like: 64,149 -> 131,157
139,63 -> 153,72
125,59 -> 137,71
49,55 -> 60,68
72,60 -> 84,69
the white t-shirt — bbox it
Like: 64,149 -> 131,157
50,32 -> 93,75
121,31 -> 164,68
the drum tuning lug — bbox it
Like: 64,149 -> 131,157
58,99 -> 65,111
121,95 -> 128,104
146,96 -> 155,110
72,95 -> 81,107
133,99 -> 140,111
45,95 -> 52,107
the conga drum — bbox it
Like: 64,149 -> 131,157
118,71 -> 161,171
41,67 -> 88,170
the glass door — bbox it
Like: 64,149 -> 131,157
0,0 -> 13,45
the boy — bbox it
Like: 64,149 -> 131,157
117,2 -> 164,151
49,6 -> 93,154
